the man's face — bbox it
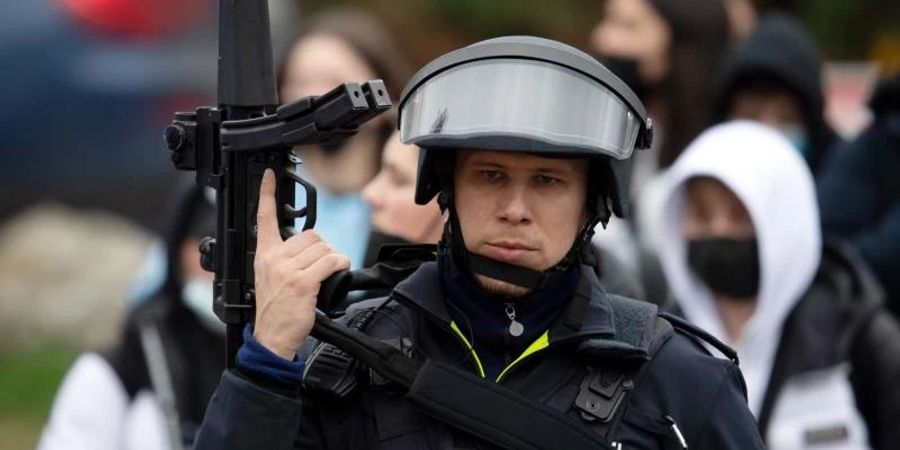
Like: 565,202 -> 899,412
453,150 -> 589,296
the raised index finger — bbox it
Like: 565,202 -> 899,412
256,169 -> 281,250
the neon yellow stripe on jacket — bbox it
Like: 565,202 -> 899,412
449,321 -> 486,379
449,321 -> 552,383
496,331 -> 550,382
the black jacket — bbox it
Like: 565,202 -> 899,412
712,13 -> 839,173
102,295 -> 226,441
195,262 -> 764,449
756,242 -> 900,450
818,76 -> 900,316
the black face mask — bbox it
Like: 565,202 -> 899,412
687,237 -> 760,299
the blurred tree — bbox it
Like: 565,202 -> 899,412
298,0 -> 600,68
297,0 -> 898,67
796,0 -> 899,61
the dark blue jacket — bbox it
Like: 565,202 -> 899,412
818,76 -> 900,316
194,262 -> 764,449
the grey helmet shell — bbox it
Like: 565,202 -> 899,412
399,35 -> 653,218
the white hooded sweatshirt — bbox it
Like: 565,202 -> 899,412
657,121 -> 874,449
657,121 -> 822,414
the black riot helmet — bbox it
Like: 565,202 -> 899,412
398,36 -> 653,290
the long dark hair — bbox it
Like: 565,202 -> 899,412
650,0 -> 731,168
276,8 -> 412,104
275,8 -> 412,166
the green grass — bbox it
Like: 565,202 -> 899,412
0,345 -> 77,450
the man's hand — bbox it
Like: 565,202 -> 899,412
252,169 -> 350,360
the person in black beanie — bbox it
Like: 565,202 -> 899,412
712,13 -> 841,175
818,74 -> 900,317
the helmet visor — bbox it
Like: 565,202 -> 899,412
400,58 -> 642,159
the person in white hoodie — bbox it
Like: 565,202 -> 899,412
657,121 -> 900,450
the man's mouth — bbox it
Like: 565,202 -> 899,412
483,241 -> 537,262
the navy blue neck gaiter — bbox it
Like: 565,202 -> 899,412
439,252 -> 579,379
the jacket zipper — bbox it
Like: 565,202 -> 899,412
393,292 -> 582,384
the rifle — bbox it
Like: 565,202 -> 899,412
163,0 -> 390,367
162,3 -> 613,449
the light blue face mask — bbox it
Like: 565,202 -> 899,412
777,125 -> 811,158
182,278 -> 225,335
294,174 -> 372,269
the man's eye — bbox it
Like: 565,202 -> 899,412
536,175 -> 560,185
481,170 -> 503,181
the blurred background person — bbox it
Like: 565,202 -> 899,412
656,121 -> 900,450
38,184 -> 224,450
278,8 -> 412,270
589,0 -> 733,304
724,0 -> 758,40
361,131 -> 444,266
712,13 -> 840,175
590,0 -> 732,191
818,74 -> 900,319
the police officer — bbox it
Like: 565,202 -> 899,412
194,36 -> 765,449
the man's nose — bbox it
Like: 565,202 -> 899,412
496,183 -> 532,224
706,213 -> 741,236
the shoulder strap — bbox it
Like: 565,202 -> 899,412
320,244 -> 436,313
303,297 -> 392,397
608,295 -> 667,350
100,298 -> 173,400
99,324 -> 147,401
407,360 -> 615,450
576,295 -> 673,363
659,312 -> 739,364
138,322 -> 186,450
573,296 -> 673,428
306,300 -> 618,449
